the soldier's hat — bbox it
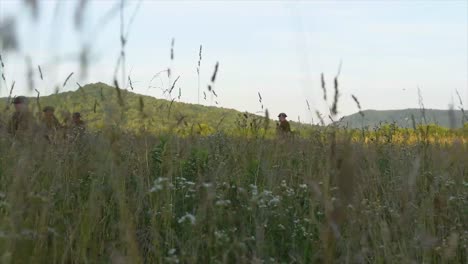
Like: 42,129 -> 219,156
72,112 -> 81,118
278,113 -> 287,118
43,106 -> 55,112
12,96 -> 28,104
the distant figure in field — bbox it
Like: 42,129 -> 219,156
277,112 -> 291,134
72,112 -> 85,129
41,106 -> 61,130
41,106 -> 62,143
8,96 -> 35,137
69,112 -> 86,139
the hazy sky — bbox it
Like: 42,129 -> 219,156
0,0 -> 467,122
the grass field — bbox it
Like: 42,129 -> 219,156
0,1 -> 467,263
0,122 -> 466,263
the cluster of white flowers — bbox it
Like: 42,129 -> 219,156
149,177 -> 174,193
177,213 -> 196,225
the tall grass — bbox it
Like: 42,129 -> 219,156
0,122 -> 466,263
0,2 -> 466,263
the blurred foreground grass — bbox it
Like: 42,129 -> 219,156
0,124 -> 466,263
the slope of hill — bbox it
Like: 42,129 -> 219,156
0,82 -> 309,135
338,109 -> 466,129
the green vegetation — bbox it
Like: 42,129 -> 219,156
339,109 -> 466,129
0,83 -> 313,137
0,84 -> 466,263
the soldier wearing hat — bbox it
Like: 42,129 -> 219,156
41,106 -> 61,130
41,105 -> 61,142
68,112 -> 86,140
277,112 -> 291,134
7,96 -> 35,136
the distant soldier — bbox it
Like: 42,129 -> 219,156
68,112 -> 86,140
8,96 -> 35,137
41,106 -> 61,130
41,106 -> 62,143
277,112 -> 291,134
72,112 -> 85,128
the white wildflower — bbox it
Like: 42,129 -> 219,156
280,180 -> 287,188
250,184 -> 258,197
178,213 -> 196,225
215,200 -> 231,206
149,177 -> 168,193
165,256 -> 179,264
202,182 -> 213,188
268,196 -> 280,207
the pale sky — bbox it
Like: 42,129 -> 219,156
0,0 -> 467,122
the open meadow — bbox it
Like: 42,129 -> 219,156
0,109 -> 466,263
0,1 -> 467,263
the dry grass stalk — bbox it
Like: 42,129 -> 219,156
168,76 -> 180,95
331,77 -> 339,116
168,98 -> 176,117
5,81 -> 15,110
351,94 -> 364,117
1,54 -> 6,91
417,87 -> 427,125
79,45 -> 89,79
455,89 -> 467,122
321,73 -> 327,101
114,78 -> 124,106
37,65 -> 43,80
448,103 -> 456,129
26,56 -> 34,92
74,0 -> 88,30
128,76 -> 134,90
211,62 -> 219,83
171,38 -> 175,61
197,45 -> 202,104
316,110 -> 325,126
215,114 -> 227,130
63,72 -> 74,88
34,88 -> 41,111
197,45 -> 202,71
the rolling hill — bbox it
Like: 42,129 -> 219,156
338,109 -> 466,129
0,82 -> 310,135
1,83 -> 465,133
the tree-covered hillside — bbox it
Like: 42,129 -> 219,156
338,109 -> 466,129
0,82 -> 311,136
1,83 -> 465,135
